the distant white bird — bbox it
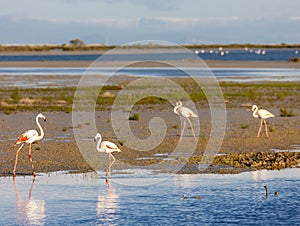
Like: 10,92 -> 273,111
252,105 -> 275,138
94,133 -> 121,177
173,101 -> 198,142
255,49 -> 261,55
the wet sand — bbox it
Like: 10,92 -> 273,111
1,106 -> 299,176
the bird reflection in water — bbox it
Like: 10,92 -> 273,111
96,178 -> 120,225
14,177 -> 46,226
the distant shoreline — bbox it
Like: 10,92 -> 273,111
0,43 -> 300,53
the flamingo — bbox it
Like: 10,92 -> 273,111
94,133 -> 121,177
252,105 -> 274,138
13,113 -> 46,177
173,101 -> 198,142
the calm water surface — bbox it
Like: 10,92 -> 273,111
0,49 -> 299,62
0,169 -> 299,225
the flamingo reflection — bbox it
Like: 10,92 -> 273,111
96,178 -> 119,224
14,178 -> 46,226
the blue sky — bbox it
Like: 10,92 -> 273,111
0,0 -> 300,44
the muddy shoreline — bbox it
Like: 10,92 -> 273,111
1,105 -> 299,177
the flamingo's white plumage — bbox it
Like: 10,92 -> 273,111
252,105 -> 274,138
94,133 -> 121,177
14,113 -> 46,177
173,101 -> 198,142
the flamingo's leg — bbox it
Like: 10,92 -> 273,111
107,153 -> 116,178
264,119 -> 269,138
13,143 -> 25,176
28,143 -> 36,177
179,118 -> 186,142
257,119 -> 263,138
187,118 -> 197,142
110,153 -> 116,162
106,154 -> 110,178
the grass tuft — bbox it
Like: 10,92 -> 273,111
280,108 -> 296,117
129,113 -> 140,121
240,124 -> 249,129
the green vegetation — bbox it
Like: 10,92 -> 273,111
0,81 -> 300,113
129,113 -> 140,121
269,126 -> 275,132
280,108 -> 296,117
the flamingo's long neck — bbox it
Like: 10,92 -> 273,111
36,116 -> 44,141
173,106 -> 179,115
173,102 -> 182,115
252,106 -> 259,118
96,135 -> 102,152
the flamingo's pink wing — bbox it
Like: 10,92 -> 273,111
103,141 -> 121,152
15,130 -> 37,144
105,143 -> 118,150
16,134 -> 29,143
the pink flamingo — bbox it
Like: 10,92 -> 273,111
252,105 -> 274,138
94,133 -> 121,177
173,101 -> 198,142
13,113 -> 46,177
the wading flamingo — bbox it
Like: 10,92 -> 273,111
173,101 -> 198,142
13,113 -> 46,177
94,133 -> 121,177
252,105 -> 274,138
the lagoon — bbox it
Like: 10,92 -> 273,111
0,169 -> 299,225
1,67 -> 300,88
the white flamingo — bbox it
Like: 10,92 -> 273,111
94,133 -> 121,177
173,101 -> 198,142
14,113 -> 46,177
252,105 -> 274,138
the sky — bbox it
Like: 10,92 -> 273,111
0,0 -> 300,45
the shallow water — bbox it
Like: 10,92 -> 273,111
0,49 -> 299,62
0,169 -> 299,225
1,67 -> 299,77
0,67 -> 300,88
